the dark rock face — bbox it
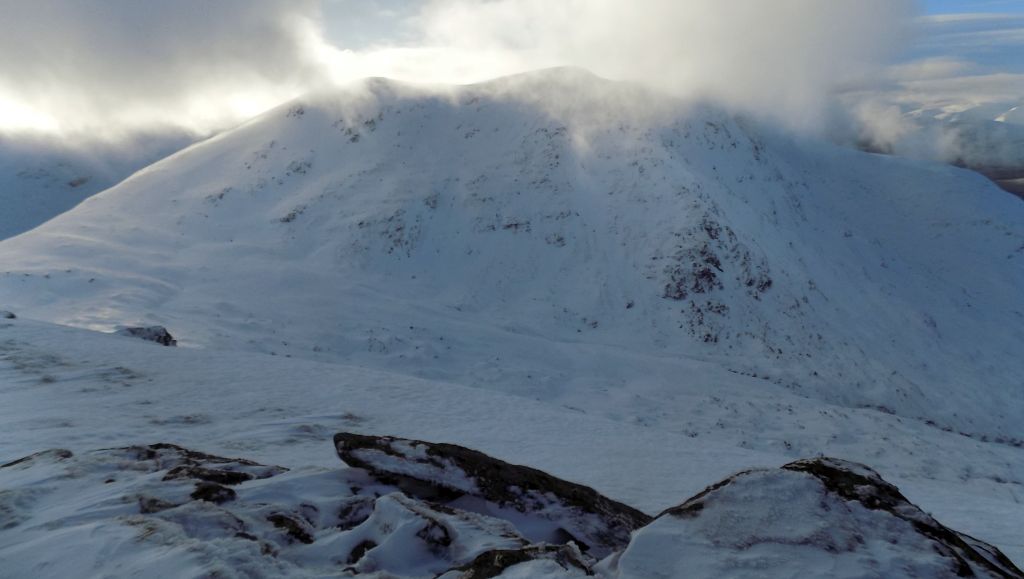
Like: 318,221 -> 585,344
346,539 -> 377,565
114,325 -> 177,346
165,465 -> 255,485
130,442 -> 288,483
334,432 -> 652,558
267,512 -> 315,544
190,482 -> 237,504
117,443 -> 285,516
656,214 -> 772,346
336,496 -> 375,531
0,448 -> 72,469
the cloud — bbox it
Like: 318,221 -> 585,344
885,57 -> 975,82
408,0 -> 918,132
0,0 -> 335,136
913,13 -> 1024,72
840,12 -> 1024,168
891,13 -> 1024,109
0,0 -> 924,138
382,1 -> 1021,168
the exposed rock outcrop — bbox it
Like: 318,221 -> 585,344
114,325 -> 177,346
130,442 -> 288,483
3,438 -> 1019,578
0,448 -> 72,469
334,432 -> 652,559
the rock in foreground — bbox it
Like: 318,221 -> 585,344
334,432 -> 652,559
2,436 -> 1019,578
605,457 -> 1023,579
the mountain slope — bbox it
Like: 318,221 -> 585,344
0,69 -> 1021,443
0,131 -> 193,240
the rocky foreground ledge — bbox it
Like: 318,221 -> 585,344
1,434 -> 1020,578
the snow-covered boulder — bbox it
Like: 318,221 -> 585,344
605,457 -> 1024,579
0,310 -> 14,319
114,325 -> 177,346
334,432 -> 652,559
134,442 -> 288,485
0,439 -> 597,577
3,436 -> 1020,577
337,492 -> 529,575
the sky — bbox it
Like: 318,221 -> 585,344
925,0 -> 1024,14
0,0 -> 1021,139
319,0 -> 1024,45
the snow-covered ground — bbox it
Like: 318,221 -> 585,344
0,317 -> 1021,576
1,70 -> 1022,576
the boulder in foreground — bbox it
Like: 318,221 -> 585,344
334,432 -> 652,559
604,457 -> 1023,579
2,436 -> 1019,578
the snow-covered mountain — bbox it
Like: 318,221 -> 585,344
887,100 -> 1024,197
0,131 -> 193,240
997,103 -> 1024,126
1,69 -> 1020,439
1,69 -> 1023,575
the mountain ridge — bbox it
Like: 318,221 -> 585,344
0,70 -> 1021,443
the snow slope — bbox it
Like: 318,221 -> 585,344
0,131 -> 192,240
0,69 -> 1020,442
0,317 -> 1022,575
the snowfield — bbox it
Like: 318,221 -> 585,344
1,69 -> 1022,576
